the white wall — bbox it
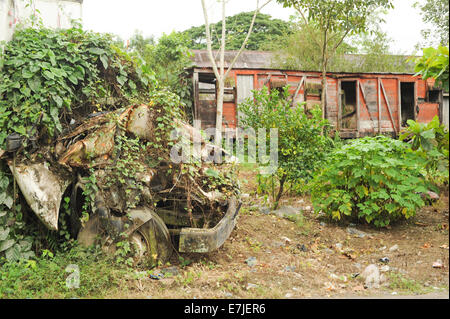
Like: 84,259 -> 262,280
1,0 -> 82,43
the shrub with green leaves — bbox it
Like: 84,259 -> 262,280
239,85 -> 334,208
399,116 -> 449,185
311,136 -> 431,227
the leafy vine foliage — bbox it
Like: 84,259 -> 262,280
0,26 -> 155,147
0,25 -> 156,261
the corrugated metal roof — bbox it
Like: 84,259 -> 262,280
192,49 -> 274,69
191,49 -> 416,75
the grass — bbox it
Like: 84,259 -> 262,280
387,272 -> 433,295
0,245 -> 131,298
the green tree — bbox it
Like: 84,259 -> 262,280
413,45 -> 449,92
270,16 -> 357,72
200,0 -> 272,147
271,9 -> 413,73
415,0 -> 449,47
182,11 -> 291,51
238,86 -> 333,209
128,30 -> 155,55
276,0 -> 393,118
128,32 -> 194,121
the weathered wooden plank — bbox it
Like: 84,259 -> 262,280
377,78 -> 381,134
291,76 -> 305,107
380,80 -> 397,134
356,80 -> 360,135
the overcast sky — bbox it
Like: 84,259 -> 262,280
82,0 -> 430,54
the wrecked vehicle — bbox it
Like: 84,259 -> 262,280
2,103 -> 241,267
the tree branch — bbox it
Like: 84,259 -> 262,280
224,0 -> 272,78
201,0 -> 221,80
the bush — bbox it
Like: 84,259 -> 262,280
238,86 -> 334,208
311,136 -> 431,227
399,116 -> 449,186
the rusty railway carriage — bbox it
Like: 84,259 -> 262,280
190,50 -> 448,137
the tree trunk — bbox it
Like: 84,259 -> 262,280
215,80 -> 224,151
321,66 -> 327,120
320,28 -> 328,120
273,174 -> 287,210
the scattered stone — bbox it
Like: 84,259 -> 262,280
303,206 -> 312,212
245,257 -> 257,267
271,205 -> 300,219
346,227 -> 369,238
389,244 -> 399,252
335,243 -> 343,251
292,287 -> 300,291
260,207 -> 271,215
297,199 -> 305,204
379,257 -> 390,263
284,265 -> 297,272
292,272 -> 302,279
320,222 -> 326,227
391,292 -> 398,295
329,273 -> 340,280
361,264 -> 381,289
380,265 -> 390,272
323,248 -> 334,254
241,193 -> 250,199
432,260 -> 443,268
281,236 -> 291,244
223,292 -> 233,298
246,283 -> 258,290
285,293 -> 293,298
272,241 -> 285,248
379,246 -> 387,251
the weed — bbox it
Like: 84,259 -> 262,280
387,272 -> 431,294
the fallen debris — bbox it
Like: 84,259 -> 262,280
2,102 -> 241,267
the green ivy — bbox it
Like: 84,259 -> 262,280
0,26 -> 156,149
0,25 -> 157,261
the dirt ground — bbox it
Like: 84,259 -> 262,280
110,169 -> 449,299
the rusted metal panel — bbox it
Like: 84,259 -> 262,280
417,102 -> 440,123
236,74 -> 254,127
178,198 -> 240,253
8,161 -> 71,230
